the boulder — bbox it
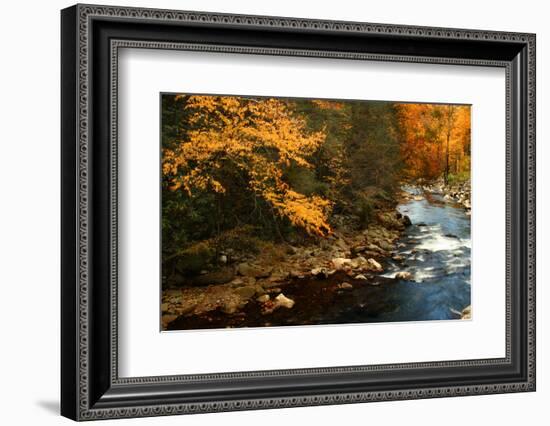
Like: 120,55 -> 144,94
268,271 -> 289,282
274,293 -> 295,309
338,282 -> 353,290
354,274 -> 368,281
189,267 -> 235,286
233,285 -> 257,299
378,240 -> 394,251
351,245 -> 367,256
256,294 -> 270,303
367,258 -> 383,271
349,256 -> 368,269
402,215 -> 412,227
221,299 -> 242,315
331,257 -> 352,270
395,271 -> 413,281
229,277 -> 245,287
237,262 -> 272,278
172,242 -> 215,275
377,211 -> 404,230
161,314 -> 178,328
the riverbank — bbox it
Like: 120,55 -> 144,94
161,205 -> 412,329
416,178 -> 471,212
162,181 -> 472,330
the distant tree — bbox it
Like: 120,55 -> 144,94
396,103 -> 470,182
346,102 -> 402,191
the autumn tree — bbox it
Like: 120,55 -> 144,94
161,94 -> 472,278
396,103 -> 470,183
163,95 -> 332,239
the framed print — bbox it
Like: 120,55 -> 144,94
61,4 -> 536,421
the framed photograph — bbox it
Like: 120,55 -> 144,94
61,4 -> 536,421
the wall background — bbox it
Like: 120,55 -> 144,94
0,0 -> 546,424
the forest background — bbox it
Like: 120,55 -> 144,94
161,94 -> 471,284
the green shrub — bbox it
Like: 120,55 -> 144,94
447,171 -> 470,185
354,192 -> 375,227
215,225 -> 263,255
171,241 -> 216,275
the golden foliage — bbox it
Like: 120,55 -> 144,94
163,96 -> 332,237
311,99 -> 345,111
396,103 -> 471,180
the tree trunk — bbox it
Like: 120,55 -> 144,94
445,131 -> 450,185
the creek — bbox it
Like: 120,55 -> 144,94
167,185 -> 472,330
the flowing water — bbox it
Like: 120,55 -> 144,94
168,185 -> 471,330
372,185 -> 471,322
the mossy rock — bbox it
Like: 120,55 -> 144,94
189,267 -> 235,286
173,242 -> 215,275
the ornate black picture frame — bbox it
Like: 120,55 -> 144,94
61,4 -> 536,421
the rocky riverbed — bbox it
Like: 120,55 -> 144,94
162,183 -> 472,330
